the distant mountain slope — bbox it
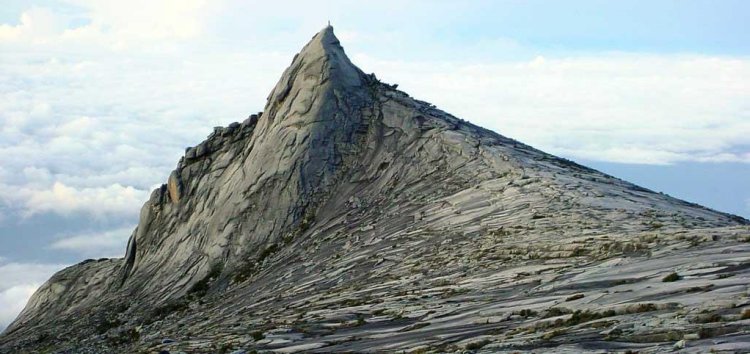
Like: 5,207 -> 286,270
2,26 -> 748,354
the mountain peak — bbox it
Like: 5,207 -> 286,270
291,24 -> 342,68
264,25 -> 364,119
3,27 -> 749,353
313,24 -> 338,50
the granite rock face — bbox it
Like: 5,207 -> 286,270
2,26 -> 749,353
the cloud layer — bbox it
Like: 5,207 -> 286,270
0,0 -> 748,331
356,54 -> 750,165
0,0 -> 747,256
50,226 -> 133,257
1,24 -> 746,223
0,261 -> 67,331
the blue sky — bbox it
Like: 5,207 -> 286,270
0,0 -> 748,330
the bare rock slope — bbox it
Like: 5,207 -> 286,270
2,26 -> 750,353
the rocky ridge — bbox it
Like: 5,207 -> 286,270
1,26 -> 749,353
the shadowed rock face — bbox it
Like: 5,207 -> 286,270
2,27 -> 749,353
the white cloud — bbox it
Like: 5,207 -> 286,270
0,285 -> 40,332
355,54 -> 750,165
19,182 -> 147,218
0,10 -> 747,223
50,226 -> 133,257
0,7 -> 66,42
0,0 -> 747,333
0,1 -> 217,50
0,262 -> 67,331
0,0 -> 746,334
74,0 -> 213,38
0,32 -> 286,221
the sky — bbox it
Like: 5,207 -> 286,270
0,0 -> 748,331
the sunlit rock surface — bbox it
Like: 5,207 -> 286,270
2,26 -> 749,354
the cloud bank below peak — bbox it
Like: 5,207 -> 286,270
356,54 -> 750,165
0,3 -> 747,232
0,10 -> 747,225
0,0 -> 748,332
0,261 -> 68,332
